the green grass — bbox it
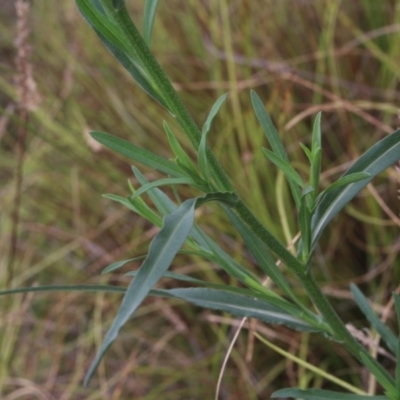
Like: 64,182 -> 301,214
1,1 -> 400,398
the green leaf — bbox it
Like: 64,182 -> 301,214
130,176 -> 198,201
91,131 -> 185,177
311,128 -> 400,249
251,90 -> 301,206
195,191 -> 239,208
299,193 -> 312,262
359,352 -> 397,398
300,142 -> 313,163
222,206 -> 296,301
310,147 -> 322,196
143,0 -> 159,46
272,388 -> 388,399
167,288 -> 319,332
103,193 -> 162,227
76,0 -> 167,108
394,294 -> 400,394
198,93 -> 228,182
84,197 -> 197,385
164,121 -> 199,178
101,258 -> 142,274
350,284 -> 397,354
311,112 -> 322,151
262,148 -> 304,187
321,172 -> 371,196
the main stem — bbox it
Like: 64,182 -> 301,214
101,0 -> 373,365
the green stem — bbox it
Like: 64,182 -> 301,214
97,0 -> 388,375
100,0 -> 232,192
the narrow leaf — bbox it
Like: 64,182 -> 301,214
76,0 -> 167,107
168,288 -> 319,332
84,198 -> 197,385
393,293 -> 400,394
322,172 -> 371,195
351,284 -> 397,354
222,206 -> 295,300
311,128 -> 400,249
299,194 -> 312,262
262,148 -> 304,187
195,192 -> 239,208
143,0 -> 160,46
251,90 -> 288,159
272,388 -> 387,399
359,352 -> 396,397
311,112 -> 322,151
251,90 -> 301,206
91,131 -> 184,177
198,94 -> 228,182
102,258 -> 141,274
300,142 -> 313,163
130,177 -> 197,201
164,121 -> 199,178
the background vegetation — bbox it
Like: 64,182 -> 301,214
0,1 -> 399,398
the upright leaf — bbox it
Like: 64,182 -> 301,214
84,198 -> 197,385
350,284 -> 397,354
198,94 -> 228,183
251,90 -> 301,206
393,294 -> 400,394
311,128 -> 400,249
143,0 -> 160,46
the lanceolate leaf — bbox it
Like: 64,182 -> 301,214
251,90 -> 301,206
130,177 -> 198,201
84,198 -> 197,385
143,0 -> 160,46
167,288 -> 321,333
103,193 -> 162,226
321,172 -> 371,195
222,206 -> 296,302
359,352 -> 396,398
91,131 -> 185,177
351,284 -> 397,354
393,294 -> 400,394
76,0 -> 167,107
272,388 -> 388,400
164,121 -> 199,178
198,94 -> 228,182
262,148 -> 304,187
311,128 -> 400,249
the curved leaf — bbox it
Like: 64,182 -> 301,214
84,197 -> 197,385
311,128 -> 400,249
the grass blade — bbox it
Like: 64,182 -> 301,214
84,198 -> 197,385
143,0 -> 160,46
272,388 -> 388,399
91,131 -> 185,177
311,128 -> 400,249
350,284 -> 397,353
